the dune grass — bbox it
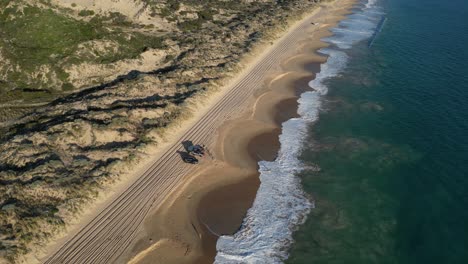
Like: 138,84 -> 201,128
0,3 -> 164,94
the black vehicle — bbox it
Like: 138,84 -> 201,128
187,144 -> 205,157
182,155 -> 199,164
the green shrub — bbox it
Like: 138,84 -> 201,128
78,9 -> 95,16
178,19 -> 204,31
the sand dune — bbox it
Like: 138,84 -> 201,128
40,1 -> 356,263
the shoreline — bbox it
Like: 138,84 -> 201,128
34,2 -> 328,263
126,1 -> 357,263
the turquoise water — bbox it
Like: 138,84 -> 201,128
287,0 -> 468,263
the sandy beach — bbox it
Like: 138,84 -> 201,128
125,1 -> 357,263
37,1 -> 357,263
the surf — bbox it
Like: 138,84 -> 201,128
214,0 -> 383,263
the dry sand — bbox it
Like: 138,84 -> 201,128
38,4 -> 326,263
126,1 -> 357,263
36,1 -> 357,263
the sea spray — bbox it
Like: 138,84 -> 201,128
214,50 -> 350,264
215,0 -> 382,263
215,88 -> 319,264
309,48 -> 349,95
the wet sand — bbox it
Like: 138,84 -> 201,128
126,1 -> 357,263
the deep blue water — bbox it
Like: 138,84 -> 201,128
287,0 -> 468,263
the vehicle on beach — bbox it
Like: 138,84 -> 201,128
182,155 -> 199,164
187,144 -> 206,157
179,141 -> 207,164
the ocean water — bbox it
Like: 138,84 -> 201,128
215,1 -> 383,262
287,0 -> 468,263
214,1 -> 384,263
216,0 -> 468,262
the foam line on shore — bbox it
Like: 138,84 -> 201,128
214,0 -> 383,263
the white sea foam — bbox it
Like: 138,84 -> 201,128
324,2 -> 382,49
214,50 -> 349,264
366,0 -> 377,9
309,48 -> 349,94
214,1 -> 382,263
215,92 -> 318,263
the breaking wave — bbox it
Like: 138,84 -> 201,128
214,1 -> 382,263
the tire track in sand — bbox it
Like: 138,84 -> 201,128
44,9 -> 321,264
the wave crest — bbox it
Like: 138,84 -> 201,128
214,0 -> 382,263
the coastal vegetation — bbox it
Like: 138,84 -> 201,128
0,0 -> 326,262
0,1 -> 165,122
